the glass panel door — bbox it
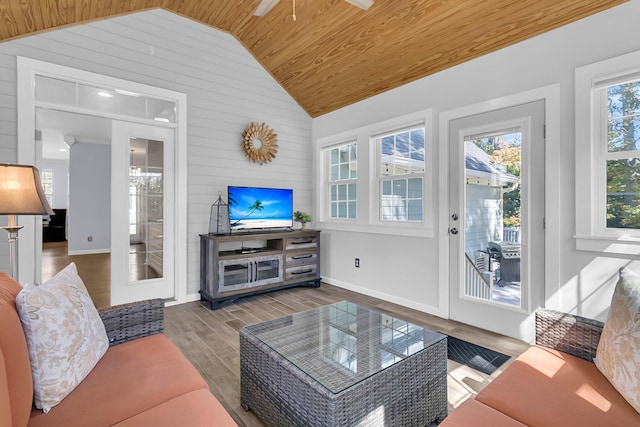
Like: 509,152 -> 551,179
129,138 -> 164,281
111,121 -> 175,305
464,130 -> 522,307
449,101 -> 545,340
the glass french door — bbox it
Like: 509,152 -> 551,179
111,121 -> 175,305
449,101 -> 545,339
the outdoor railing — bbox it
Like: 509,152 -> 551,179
464,254 -> 492,301
503,227 -> 520,243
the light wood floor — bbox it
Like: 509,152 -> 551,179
163,286 -> 530,427
42,242 -> 111,308
42,241 -> 161,309
42,245 -> 530,425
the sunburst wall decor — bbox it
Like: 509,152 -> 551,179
242,122 -> 278,165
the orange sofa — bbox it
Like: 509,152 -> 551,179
441,308 -> 640,426
0,273 -> 237,427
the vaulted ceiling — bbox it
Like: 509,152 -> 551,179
0,0 -> 627,117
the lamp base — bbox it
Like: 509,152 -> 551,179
2,217 -> 23,279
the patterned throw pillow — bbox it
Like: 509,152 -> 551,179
595,267 -> 640,414
15,262 -> 109,413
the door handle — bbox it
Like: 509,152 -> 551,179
450,227 -> 458,235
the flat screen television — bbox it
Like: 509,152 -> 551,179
228,186 -> 293,231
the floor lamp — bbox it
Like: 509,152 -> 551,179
0,164 -> 53,279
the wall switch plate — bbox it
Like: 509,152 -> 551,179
355,258 -> 360,268
87,236 -> 93,242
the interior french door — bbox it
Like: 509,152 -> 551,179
111,121 -> 175,305
449,101 -> 545,339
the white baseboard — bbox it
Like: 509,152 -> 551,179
165,292 -> 201,307
67,248 -> 110,255
322,277 -> 446,318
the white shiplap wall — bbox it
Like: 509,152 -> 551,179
0,9 -> 312,297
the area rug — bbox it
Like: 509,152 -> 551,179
447,336 -> 510,375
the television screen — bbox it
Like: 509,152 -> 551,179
228,186 -> 293,231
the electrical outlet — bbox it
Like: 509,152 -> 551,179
355,258 -> 360,268
87,236 -> 93,242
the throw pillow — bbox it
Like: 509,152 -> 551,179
15,262 -> 109,413
595,267 -> 640,414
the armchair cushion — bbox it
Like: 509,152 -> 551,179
15,263 -> 108,413
595,267 -> 640,414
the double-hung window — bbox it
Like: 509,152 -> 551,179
328,142 -> 357,219
598,78 -> 640,231
376,127 -> 425,222
575,50 -> 640,253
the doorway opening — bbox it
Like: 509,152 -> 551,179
18,57 -> 188,305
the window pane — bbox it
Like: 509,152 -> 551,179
408,200 -> 423,221
382,136 -> 394,155
608,81 -> 640,118
607,158 -> 640,229
338,202 -> 347,218
378,127 -> 425,177
607,117 -> 640,152
348,201 -> 356,218
382,180 -> 392,195
396,132 -> 410,157
339,145 -> 350,162
348,183 -> 356,199
331,165 -> 339,181
607,81 -> 640,153
331,185 -> 337,201
331,202 -> 337,218
393,179 -> 406,197
339,163 -> 349,180
408,178 -> 422,198
331,148 -> 339,164
338,184 -> 347,201
350,144 -> 357,160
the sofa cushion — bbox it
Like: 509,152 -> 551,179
0,350 -> 13,427
16,263 -> 109,413
112,389 -> 238,427
440,399 -> 526,427
0,273 -> 33,427
595,267 -> 640,413
27,334 -> 210,427
476,345 -> 640,427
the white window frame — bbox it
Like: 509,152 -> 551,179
375,125 -> 426,223
326,141 -> 358,220
575,49 -> 640,254
316,109 -> 433,237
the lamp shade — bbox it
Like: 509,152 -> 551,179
0,164 -> 54,215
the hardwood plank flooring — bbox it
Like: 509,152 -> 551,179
42,244 -> 531,424
42,242 -> 111,308
163,285 -> 530,426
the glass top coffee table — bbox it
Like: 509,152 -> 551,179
240,301 -> 448,426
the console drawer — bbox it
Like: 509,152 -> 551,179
286,251 -> 317,265
285,264 -> 317,281
285,235 -> 317,250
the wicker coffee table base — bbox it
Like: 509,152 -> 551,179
240,331 -> 448,427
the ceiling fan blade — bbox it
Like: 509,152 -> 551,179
344,0 -> 374,10
254,0 -> 281,16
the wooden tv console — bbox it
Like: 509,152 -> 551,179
199,229 -> 320,309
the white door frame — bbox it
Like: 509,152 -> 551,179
17,57 -> 189,304
437,84 -> 561,343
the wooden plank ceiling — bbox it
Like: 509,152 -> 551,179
0,0 -> 627,117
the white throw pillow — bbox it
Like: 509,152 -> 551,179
15,262 -> 109,413
595,267 -> 640,414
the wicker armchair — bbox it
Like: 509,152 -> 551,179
98,298 -> 164,346
535,307 -> 605,361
